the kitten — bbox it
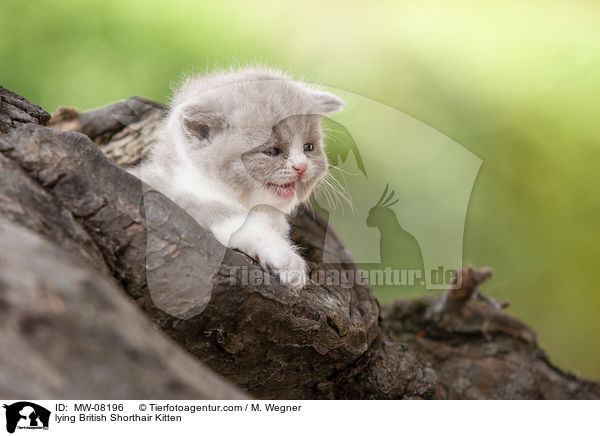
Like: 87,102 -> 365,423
134,68 -> 344,289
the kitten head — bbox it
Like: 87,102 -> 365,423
164,68 -> 344,213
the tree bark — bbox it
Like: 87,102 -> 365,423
0,86 -> 51,134
1,89 -> 598,399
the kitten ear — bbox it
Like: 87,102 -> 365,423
180,105 -> 226,143
309,90 -> 344,115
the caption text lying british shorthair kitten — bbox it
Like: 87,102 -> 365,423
132,68 -> 344,289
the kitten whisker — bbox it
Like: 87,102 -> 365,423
321,173 -> 356,213
328,163 -> 360,177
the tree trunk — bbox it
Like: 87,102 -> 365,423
1,88 -> 598,399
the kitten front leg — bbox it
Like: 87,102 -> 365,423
211,214 -> 307,290
245,235 -> 307,290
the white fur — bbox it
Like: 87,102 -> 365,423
226,208 -> 307,289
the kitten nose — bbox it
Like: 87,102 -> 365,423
292,164 -> 307,177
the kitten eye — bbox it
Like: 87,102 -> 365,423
303,143 -> 314,152
264,147 -> 280,157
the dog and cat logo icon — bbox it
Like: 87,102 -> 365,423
2,402 -> 50,434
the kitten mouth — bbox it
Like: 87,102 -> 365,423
266,181 -> 296,199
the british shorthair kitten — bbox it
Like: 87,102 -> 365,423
134,68 -> 344,289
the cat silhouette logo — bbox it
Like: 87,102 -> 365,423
2,402 -> 50,434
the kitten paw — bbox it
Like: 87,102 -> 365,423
259,246 -> 307,290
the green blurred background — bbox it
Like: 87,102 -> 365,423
1,0 -> 599,380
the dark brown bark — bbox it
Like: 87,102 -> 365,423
0,86 -> 50,133
0,89 -> 598,399
0,218 -> 245,399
